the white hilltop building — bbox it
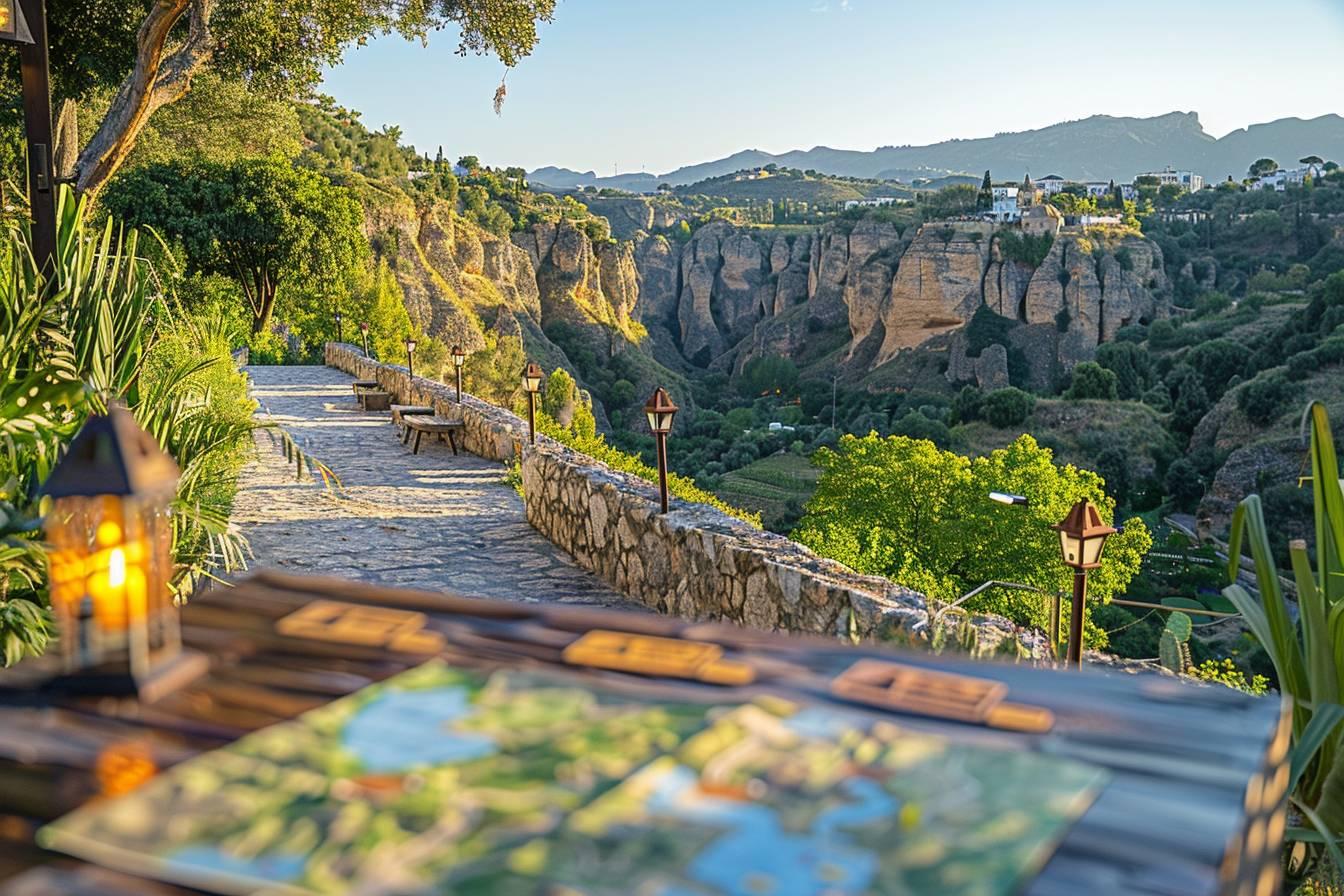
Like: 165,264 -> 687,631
1135,166 -> 1204,193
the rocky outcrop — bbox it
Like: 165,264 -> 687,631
1022,232 -> 1167,368
579,196 -> 687,241
875,224 -> 993,363
511,220 -> 640,337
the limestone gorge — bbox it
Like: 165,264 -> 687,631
368,182 -> 1170,411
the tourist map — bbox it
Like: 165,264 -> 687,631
41,660 -> 1106,895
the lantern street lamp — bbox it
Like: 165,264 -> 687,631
359,322 -> 370,357
644,387 -> 679,513
522,362 -> 544,444
1053,499 -> 1116,669
452,344 -> 466,402
334,310 -> 343,344
404,336 -> 417,379
0,0 -> 55,273
41,405 -> 205,698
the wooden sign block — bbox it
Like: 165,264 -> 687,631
832,658 -> 1053,732
562,630 -> 755,685
275,600 -> 441,652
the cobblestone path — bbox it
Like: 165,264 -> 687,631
229,365 -> 628,607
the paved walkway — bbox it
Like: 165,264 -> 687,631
229,365 -> 628,607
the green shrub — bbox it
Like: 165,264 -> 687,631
981,387 -> 1035,428
1238,372 -> 1295,425
1065,362 -> 1119,400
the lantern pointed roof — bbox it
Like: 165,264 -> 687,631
1052,499 -> 1116,539
42,404 -> 180,500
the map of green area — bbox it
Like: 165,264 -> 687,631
41,660 -> 1106,896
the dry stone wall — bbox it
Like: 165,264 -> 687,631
325,342 -> 1034,651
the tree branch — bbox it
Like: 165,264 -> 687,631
74,0 -> 217,197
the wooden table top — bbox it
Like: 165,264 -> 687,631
0,571 -> 1288,896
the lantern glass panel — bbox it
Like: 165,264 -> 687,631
1058,530 -> 1082,567
47,492 -> 176,673
1082,533 -> 1108,566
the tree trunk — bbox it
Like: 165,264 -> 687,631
252,280 -> 278,336
73,0 -> 217,198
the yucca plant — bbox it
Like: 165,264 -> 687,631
0,186 -> 333,664
1225,400 -> 1344,883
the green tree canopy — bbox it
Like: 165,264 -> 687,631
793,433 -> 1151,643
1095,341 -> 1152,400
1249,158 -> 1279,178
739,355 -> 799,398
34,1 -> 556,196
103,159 -> 366,334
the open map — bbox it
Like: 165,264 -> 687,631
41,660 -> 1106,896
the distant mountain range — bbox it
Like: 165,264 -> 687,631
529,112 -> 1344,193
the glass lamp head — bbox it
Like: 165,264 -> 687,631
644,387 -> 679,434
1053,499 -> 1116,570
523,362 -> 544,394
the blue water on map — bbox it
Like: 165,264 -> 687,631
646,764 -> 895,895
167,844 -> 306,883
341,686 -> 497,772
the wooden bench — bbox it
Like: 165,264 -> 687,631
351,380 -> 380,393
391,405 -> 434,443
402,415 -> 464,455
357,390 -> 391,411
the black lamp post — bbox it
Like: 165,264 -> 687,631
645,387 -> 679,513
404,336 -> 417,379
359,322 -> 370,357
1053,499 -> 1116,669
2,0 -> 56,273
334,311 -> 343,344
452,344 -> 466,401
522,362 -> 543,444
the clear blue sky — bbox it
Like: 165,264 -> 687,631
319,0 -> 1344,176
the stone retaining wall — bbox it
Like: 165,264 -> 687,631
324,343 -> 1031,650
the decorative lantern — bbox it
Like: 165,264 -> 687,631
644,387 -> 678,434
522,362 -> 543,444
1053,499 -> 1116,668
404,336 -> 417,378
522,362 -> 544,394
644,388 -> 679,513
0,0 -> 34,45
452,345 -> 466,401
42,405 -> 202,697
333,310 -> 343,344
1053,500 -> 1115,570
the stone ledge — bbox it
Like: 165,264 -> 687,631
324,342 -> 1038,652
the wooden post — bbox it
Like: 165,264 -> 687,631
655,431 -> 669,514
17,0 -> 55,274
1066,570 -> 1086,668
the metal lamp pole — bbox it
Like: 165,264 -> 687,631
1053,499 -> 1116,669
452,345 -> 465,401
644,388 -> 679,513
523,362 -> 543,445
359,323 -> 370,357
4,0 -> 56,273
334,311 -> 343,344
404,337 -> 417,379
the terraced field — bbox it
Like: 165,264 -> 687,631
711,453 -> 820,533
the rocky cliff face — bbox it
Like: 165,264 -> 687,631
626,214 -> 1170,383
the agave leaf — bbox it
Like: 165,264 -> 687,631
1292,541 -> 1340,707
